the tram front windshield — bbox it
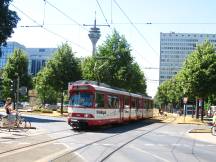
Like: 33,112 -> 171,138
69,91 -> 94,108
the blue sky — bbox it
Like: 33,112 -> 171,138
8,0 -> 216,97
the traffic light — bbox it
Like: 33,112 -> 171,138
0,78 -> 2,88
10,80 -> 14,92
0,78 -> 3,97
10,80 -> 16,98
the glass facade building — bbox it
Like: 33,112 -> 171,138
26,48 -> 57,75
0,42 -> 56,75
159,32 -> 216,84
0,42 -> 25,69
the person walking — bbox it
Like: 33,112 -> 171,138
4,98 -> 13,115
3,98 -> 16,127
213,112 -> 216,124
212,112 -> 216,135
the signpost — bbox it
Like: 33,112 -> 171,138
183,97 -> 188,122
19,86 -> 27,95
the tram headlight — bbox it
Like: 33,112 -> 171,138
84,114 -> 94,118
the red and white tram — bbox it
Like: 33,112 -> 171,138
67,80 -> 153,129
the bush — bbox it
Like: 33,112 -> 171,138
57,108 -> 68,113
33,108 -> 42,112
41,109 -> 53,113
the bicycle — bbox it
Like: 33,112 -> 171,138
0,111 -> 31,132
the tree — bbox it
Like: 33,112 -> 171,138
0,0 -> 20,55
156,41 -> 216,118
34,67 -> 58,105
36,43 -> 81,114
2,49 -> 29,100
82,30 -> 147,95
180,41 -> 216,98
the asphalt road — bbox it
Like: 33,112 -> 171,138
0,113 -> 215,162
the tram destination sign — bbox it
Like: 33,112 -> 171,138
74,86 -> 89,90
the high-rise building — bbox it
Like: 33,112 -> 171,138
159,32 -> 216,84
0,42 -> 56,75
26,48 -> 56,75
0,42 -> 25,69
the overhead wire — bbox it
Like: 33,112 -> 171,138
45,0 -> 88,31
10,3 -> 91,53
112,22 -> 216,25
96,0 -> 111,28
111,0 -> 157,67
113,0 -> 159,57
42,0 -> 46,26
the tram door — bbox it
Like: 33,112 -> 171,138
123,96 -> 130,121
120,96 -> 124,121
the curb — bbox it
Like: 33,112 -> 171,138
189,129 -> 211,133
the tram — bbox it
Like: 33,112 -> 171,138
67,80 -> 153,129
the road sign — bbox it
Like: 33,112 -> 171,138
19,86 -> 27,95
183,97 -> 188,104
198,98 -> 203,107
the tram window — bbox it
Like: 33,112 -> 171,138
108,95 -> 119,109
136,99 -> 139,109
139,99 -> 143,109
147,100 -> 150,109
131,98 -> 136,109
144,100 -> 148,109
70,92 -> 94,108
96,93 -> 104,108
124,96 -> 130,109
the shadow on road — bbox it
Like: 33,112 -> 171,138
75,118 -> 164,134
22,116 -> 65,123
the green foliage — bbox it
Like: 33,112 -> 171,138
41,109 -> 53,113
155,40 -> 216,108
82,30 -> 147,95
180,41 -> 216,98
34,68 -> 59,104
46,43 -> 81,91
1,49 -> 30,99
35,43 -> 82,111
0,0 -> 20,55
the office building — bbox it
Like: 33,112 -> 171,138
0,42 -> 25,69
26,48 -> 56,75
0,42 -> 57,75
159,32 -> 216,84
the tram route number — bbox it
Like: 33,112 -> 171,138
96,110 -> 106,115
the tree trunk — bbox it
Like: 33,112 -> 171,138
201,99 -> 204,121
60,90 -> 64,115
195,98 -> 199,119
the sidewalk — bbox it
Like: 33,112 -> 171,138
168,114 -> 216,144
188,131 -> 216,144
0,108 -> 68,118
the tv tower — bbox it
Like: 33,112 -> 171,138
84,13 -> 110,56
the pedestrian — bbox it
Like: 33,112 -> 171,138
4,98 -> 13,115
213,112 -> 216,125
3,98 -> 16,122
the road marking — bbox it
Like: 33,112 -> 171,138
18,142 -> 31,145
54,142 -> 71,149
130,145 -> 170,162
144,143 -> 154,146
0,141 -> 14,144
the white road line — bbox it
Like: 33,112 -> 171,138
130,145 -> 170,162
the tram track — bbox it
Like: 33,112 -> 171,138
0,129 -> 86,156
0,128 -> 73,142
0,117 -> 176,161
51,117 -> 176,162
0,121 -> 144,157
